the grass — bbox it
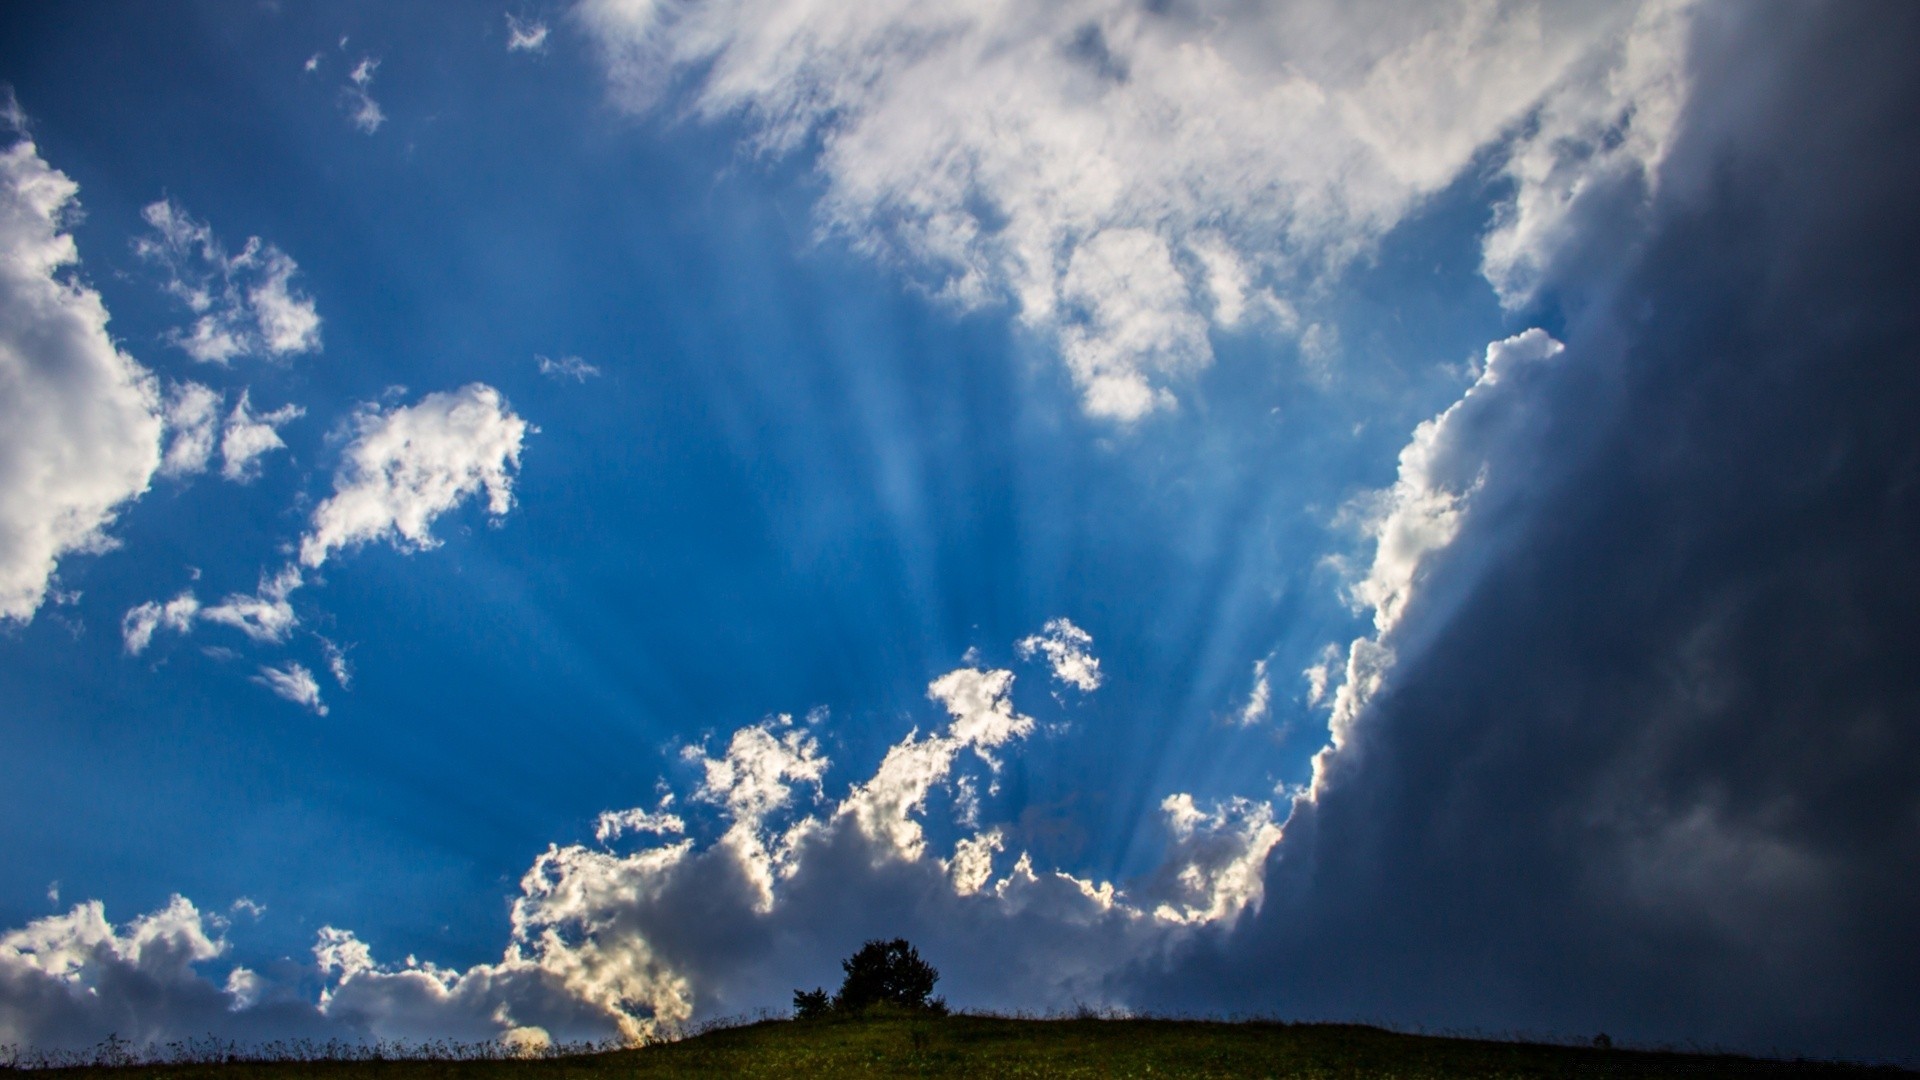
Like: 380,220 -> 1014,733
14,1013 -> 1913,1079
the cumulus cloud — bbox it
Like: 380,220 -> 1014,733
0,897 -> 270,1051
251,662 -> 327,716
1014,617 -> 1103,692
1122,7 -> 1920,1061
5,626 -> 1289,1050
0,118 -> 162,624
135,199 -> 322,364
299,384 -> 529,569
1305,328 -> 1563,793
535,354 -> 598,381
159,382 -> 221,478
576,0 -> 1689,419
218,392 -> 303,482
506,14 -> 550,53
344,57 -> 385,134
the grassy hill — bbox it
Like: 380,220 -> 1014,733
25,1015 -> 1912,1079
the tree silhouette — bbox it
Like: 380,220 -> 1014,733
793,938 -> 946,1018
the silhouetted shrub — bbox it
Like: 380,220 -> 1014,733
793,986 -> 831,1019
793,938 -> 947,1018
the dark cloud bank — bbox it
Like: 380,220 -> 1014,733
1145,1 -> 1920,1062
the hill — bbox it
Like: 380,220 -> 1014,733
24,1015 -> 1913,1079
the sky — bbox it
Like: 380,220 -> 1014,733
2,0 -> 1917,1064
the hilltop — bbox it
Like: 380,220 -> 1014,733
22,1015 -> 1913,1079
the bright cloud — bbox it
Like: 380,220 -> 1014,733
577,0 -> 1691,420
299,384 -> 529,568
1236,658 -> 1271,727
506,14 -> 550,53
219,391 -> 303,482
200,564 -> 304,645
1015,617 -> 1103,692
0,896 -> 245,1049
135,199 -> 322,364
159,382 -> 222,478
122,591 -> 201,655
0,122 -> 162,624
345,57 -> 385,134
535,354 -> 599,381
1309,328 -> 1565,794
1,632 -> 1291,1048
252,661 -> 327,715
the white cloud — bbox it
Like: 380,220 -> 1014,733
507,14 -> 551,53
1301,641 -> 1341,708
300,383 -> 529,568
122,591 -> 201,655
252,661 -> 327,715
576,0 -> 1678,419
319,636 -> 352,689
135,199 -> 323,364
345,57 -> 385,134
2,652 -> 1294,1048
200,564 -> 303,644
947,828 -> 1004,896
1348,328 -> 1565,636
160,382 -> 222,478
1015,617 -> 1103,692
1309,328 -> 1565,795
1148,794 -> 1284,926
219,391 -> 303,482
536,354 -> 599,381
1482,0 -> 1696,306
1236,658 -> 1271,726
0,896 -> 252,1049
0,123 -> 163,623
595,799 -> 685,844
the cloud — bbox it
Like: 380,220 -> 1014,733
1235,659 -> 1271,727
0,897 -> 272,1051
158,382 -> 221,478
535,354 -> 598,381
1014,617 -> 1103,692
319,637 -> 352,689
0,117 -> 162,624
506,14 -> 550,53
218,392 -> 303,482
1117,6 -> 1920,1061
576,0 -> 1689,420
251,662 -> 327,715
199,564 -> 303,645
300,383 -> 529,568
121,592 -> 200,655
5,631 -> 1288,1049
344,57 -> 385,134
135,199 -> 322,364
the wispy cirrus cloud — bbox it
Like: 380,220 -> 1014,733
535,354 -> 598,381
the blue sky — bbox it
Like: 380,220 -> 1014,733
5,0 -> 1918,1063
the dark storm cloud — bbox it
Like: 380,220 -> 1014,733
1147,1 -> 1920,1062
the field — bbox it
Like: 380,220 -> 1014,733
18,1015 -> 1912,1079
